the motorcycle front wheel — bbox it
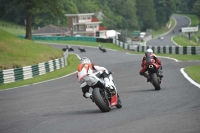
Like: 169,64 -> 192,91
92,87 -> 111,112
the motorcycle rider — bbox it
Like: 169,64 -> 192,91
139,49 -> 163,82
76,57 -> 116,101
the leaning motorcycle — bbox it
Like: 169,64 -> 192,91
99,45 -> 106,52
81,71 -> 122,112
147,61 -> 162,90
78,47 -> 86,52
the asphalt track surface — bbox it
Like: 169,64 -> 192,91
1,16 -> 200,133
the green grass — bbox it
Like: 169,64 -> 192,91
0,54 -> 79,90
0,20 -> 26,35
173,34 -> 200,46
0,29 -> 63,70
184,65 -> 200,84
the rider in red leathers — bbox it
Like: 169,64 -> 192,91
139,49 -> 163,82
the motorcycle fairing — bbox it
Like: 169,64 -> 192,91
110,93 -> 117,106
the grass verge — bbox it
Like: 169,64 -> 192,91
0,20 -> 26,35
0,29 -> 63,70
184,65 -> 200,84
173,34 -> 200,46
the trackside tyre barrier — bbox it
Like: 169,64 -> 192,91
137,45 -> 200,55
112,39 -> 200,55
0,51 -> 68,84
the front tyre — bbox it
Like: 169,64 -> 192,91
92,88 -> 111,112
151,73 -> 161,90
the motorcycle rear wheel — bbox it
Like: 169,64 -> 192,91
92,88 -> 111,112
151,73 -> 161,90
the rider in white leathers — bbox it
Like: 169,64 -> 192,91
76,57 -> 116,101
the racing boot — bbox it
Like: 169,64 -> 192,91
90,95 -> 94,102
158,70 -> 163,79
85,92 -> 94,102
143,73 -> 151,82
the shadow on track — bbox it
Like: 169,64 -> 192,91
121,88 -> 162,94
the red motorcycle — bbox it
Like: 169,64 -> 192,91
81,71 -> 122,112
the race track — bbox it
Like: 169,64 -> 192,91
147,15 -> 191,46
0,16 -> 200,133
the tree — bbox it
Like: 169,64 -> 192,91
154,0 -> 176,28
0,0 -> 26,25
14,0 -> 66,40
73,0 -> 100,13
102,0 -> 138,30
136,0 -> 156,31
192,0 -> 200,19
33,0 -> 78,28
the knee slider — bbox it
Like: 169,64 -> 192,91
83,93 -> 87,98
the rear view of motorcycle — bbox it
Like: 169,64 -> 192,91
99,44 -> 107,52
147,62 -> 162,90
82,71 -> 122,112
145,52 -> 162,90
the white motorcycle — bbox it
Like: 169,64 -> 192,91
81,71 -> 122,112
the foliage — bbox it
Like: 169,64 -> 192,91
136,0 -> 156,31
153,0 -> 177,28
0,0 -> 199,36
192,0 -> 200,19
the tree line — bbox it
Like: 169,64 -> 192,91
0,0 -> 199,39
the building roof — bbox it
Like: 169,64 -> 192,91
32,24 -> 70,36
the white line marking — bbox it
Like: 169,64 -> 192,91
180,68 -> 200,88
157,56 -> 179,62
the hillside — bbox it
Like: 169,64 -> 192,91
0,20 -> 26,35
0,29 -> 63,70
